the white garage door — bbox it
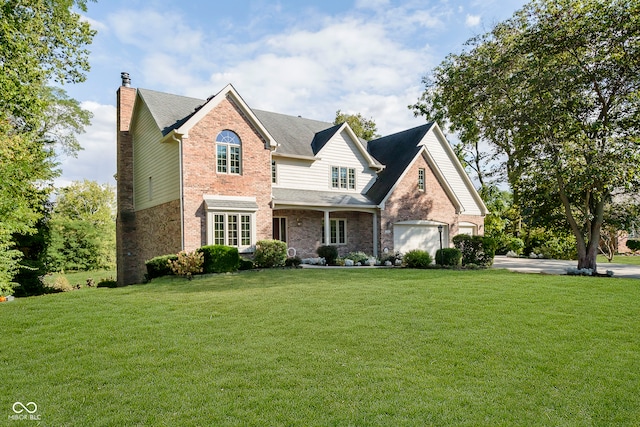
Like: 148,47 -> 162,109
393,221 -> 448,258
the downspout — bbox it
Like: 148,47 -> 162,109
174,132 -> 185,251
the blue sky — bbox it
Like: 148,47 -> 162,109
58,0 -> 528,187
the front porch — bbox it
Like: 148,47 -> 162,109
271,188 -> 380,259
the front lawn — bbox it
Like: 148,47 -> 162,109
598,254 -> 640,265
2,269 -> 639,426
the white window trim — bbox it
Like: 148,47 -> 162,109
330,166 -> 356,191
207,211 -> 256,252
216,131 -> 242,175
322,218 -> 348,245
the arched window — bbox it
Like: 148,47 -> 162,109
216,130 -> 241,174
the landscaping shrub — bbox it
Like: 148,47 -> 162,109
285,256 -> 302,267
379,251 -> 402,266
97,278 -> 118,288
145,254 -> 178,280
452,234 -> 496,267
626,239 -> 640,252
168,250 -> 204,280
254,239 -> 288,268
239,258 -> 254,270
538,235 -> 577,260
435,248 -> 462,267
344,251 -> 369,265
403,249 -> 433,268
45,275 -> 73,292
317,245 -> 339,266
198,245 -> 240,273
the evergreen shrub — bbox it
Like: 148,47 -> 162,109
452,234 -> 496,267
435,248 -> 462,266
198,245 -> 240,273
317,245 -> 339,266
145,254 -> 178,280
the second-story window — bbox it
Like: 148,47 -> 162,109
418,168 -> 425,191
331,166 -> 356,190
216,130 -> 241,174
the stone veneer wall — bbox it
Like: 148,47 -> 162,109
181,95 -> 273,251
134,200 -> 182,275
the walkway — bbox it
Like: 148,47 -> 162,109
492,256 -> 640,279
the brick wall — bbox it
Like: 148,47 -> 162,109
116,86 -> 140,286
181,95 -> 273,250
379,154 -> 484,251
275,209 -> 375,258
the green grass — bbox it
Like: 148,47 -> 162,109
598,254 -> 640,265
43,269 -> 116,288
2,269 -> 639,426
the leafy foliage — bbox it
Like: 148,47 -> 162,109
0,0 -> 96,292
452,235 -> 496,267
198,245 -> 240,273
413,0 -> 640,271
334,110 -> 379,140
145,255 -> 178,280
168,251 -> 204,280
402,250 -> 433,269
46,181 -> 116,272
435,248 -> 462,267
626,240 -> 640,252
254,240 -> 288,268
317,245 -> 339,266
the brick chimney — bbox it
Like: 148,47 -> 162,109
116,72 -> 141,286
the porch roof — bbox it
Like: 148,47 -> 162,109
272,188 -> 377,210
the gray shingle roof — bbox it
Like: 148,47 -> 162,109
253,109 -> 335,157
137,88 -> 205,136
272,188 -> 376,208
365,123 -> 435,204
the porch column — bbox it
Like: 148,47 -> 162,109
324,210 -> 331,246
372,211 -> 378,258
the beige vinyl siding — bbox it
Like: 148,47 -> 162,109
274,130 -> 376,192
421,130 -> 484,216
132,103 -> 180,211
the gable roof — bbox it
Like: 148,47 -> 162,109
252,110 -> 333,158
136,88 -> 203,136
366,123 -> 434,204
366,123 -> 488,215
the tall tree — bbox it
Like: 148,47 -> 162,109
334,110 -> 379,140
47,180 -> 116,272
412,0 -> 640,272
0,0 -> 96,293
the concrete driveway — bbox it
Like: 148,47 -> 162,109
492,256 -> 640,279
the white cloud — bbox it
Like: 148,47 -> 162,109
56,102 -> 117,187
465,14 -> 481,27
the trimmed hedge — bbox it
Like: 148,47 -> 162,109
435,248 -> 462,267
403,249 -> 433,269
626,239 -> 640,251
145,254 -> 178,280
452,234 -> 496,267
198,245 -> 240,273
317,245 -> 339,266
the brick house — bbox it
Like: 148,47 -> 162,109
116,74 -> 488,285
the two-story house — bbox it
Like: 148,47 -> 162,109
116,73 -> 487,285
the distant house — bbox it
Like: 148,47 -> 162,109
116,74 -> 487,285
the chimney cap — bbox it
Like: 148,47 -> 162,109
121,72 -> 131,87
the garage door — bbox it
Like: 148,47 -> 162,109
393,221 -> 448,258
